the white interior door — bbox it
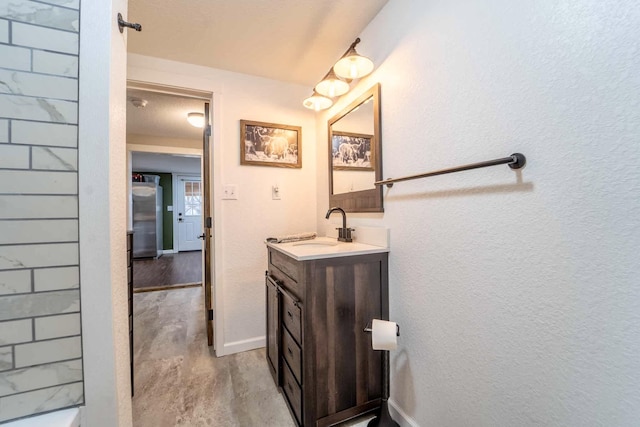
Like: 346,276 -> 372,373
177,175 -> 203,251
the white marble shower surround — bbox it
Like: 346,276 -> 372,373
0,0 -> 83,422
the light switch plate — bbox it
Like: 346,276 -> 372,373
272,185 -> 281,200
223,184 -> 238,200
167,206 -> 173,211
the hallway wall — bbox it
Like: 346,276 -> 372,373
316,0 -> 640,425
0,1 -> 83,422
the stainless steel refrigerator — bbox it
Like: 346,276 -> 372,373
132,182 -> 163,258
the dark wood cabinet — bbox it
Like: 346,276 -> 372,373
127,231 -> 134,396
266,247 -> 389,426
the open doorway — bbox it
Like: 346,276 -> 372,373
127,89 -> 206,293
125,84 -> 217,416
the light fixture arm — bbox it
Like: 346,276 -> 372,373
344,38 -> 361,56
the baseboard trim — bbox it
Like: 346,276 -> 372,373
222,336 -> 265,356
161,249 -> 176,254
389,399 -> 419,427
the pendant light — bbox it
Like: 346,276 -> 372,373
333,38 -> 374,80
303,91 -> 333,111
315,69 -> 350,98
187,112 -> 204,128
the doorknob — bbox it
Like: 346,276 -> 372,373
197,233 -> 206,240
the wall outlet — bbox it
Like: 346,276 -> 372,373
272,185 -> 281,200
223,184 -> 238,200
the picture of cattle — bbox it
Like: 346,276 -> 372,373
240,120 -> 301,168
331,131 -> 373,171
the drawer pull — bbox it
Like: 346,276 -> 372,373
287,310 -> 293,318
288,347 -> 293,355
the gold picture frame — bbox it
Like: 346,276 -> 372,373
240,120 -> 302,168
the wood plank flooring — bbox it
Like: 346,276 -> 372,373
133,251 -> 202,290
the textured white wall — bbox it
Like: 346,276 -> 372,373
317,0 -> 640,425
128,55 -> 317,354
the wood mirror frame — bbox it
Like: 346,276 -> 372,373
328,83 -> 382,212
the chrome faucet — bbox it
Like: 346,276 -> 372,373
325,207 -> 353,242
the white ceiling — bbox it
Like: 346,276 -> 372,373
127,0 -> 388,86
127,89 -> 206,139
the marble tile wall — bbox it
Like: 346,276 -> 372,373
0,0 -> 83,423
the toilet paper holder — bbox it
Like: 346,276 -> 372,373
363,321 -> 400,337
363,319 -> 401,427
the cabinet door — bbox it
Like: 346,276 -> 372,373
306,258 -> 384,424
266,275 -> 280,384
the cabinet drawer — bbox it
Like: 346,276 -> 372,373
269,249 -> 301,283
269,265 -> 301,300
282,360 -> 302,425
281,288 -> 301,345
282,328 -> 302,384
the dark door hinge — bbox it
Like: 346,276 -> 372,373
206,125 -> 212,137
206,217 -> 212,228
208,309 -> 214,321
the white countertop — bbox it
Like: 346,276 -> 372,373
266,236 -> 389,261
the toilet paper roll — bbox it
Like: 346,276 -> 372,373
371,319 -> 397,351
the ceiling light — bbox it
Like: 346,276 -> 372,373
303,91 -> 333,111
315,69 -> 350,98
187,112 -> 204,128
333,39 -> 374,80
130,97 -> 148,108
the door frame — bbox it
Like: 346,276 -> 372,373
173,173 -> 203,253
126,78 -> 225,355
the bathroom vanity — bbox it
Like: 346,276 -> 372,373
265,237 -> 389,426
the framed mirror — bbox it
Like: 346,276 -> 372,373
328,83 -> 382,212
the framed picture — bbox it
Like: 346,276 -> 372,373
240,120 -> 302,168
331,131 -> 373,171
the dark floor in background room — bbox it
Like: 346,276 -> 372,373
132,286 -> 376,427
133,251 -> 202,290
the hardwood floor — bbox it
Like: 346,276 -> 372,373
133,251 -> 202,291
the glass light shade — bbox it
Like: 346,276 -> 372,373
333,48 -> 374,79
187,112 -> 204,128
315,72 -> 350,98
303,93 -> 333,111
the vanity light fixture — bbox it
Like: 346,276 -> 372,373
303,38 -> 374,111
187,112 -> 204,128
303,90 -> 333,111
315,69 -> 350,98
333,38 -> 374,80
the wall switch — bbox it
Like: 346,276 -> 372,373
167,206 -> 173,211
223,184 -> 238,200
272,185 -> 281,200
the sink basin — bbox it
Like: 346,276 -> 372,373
292,240 -> 339,247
